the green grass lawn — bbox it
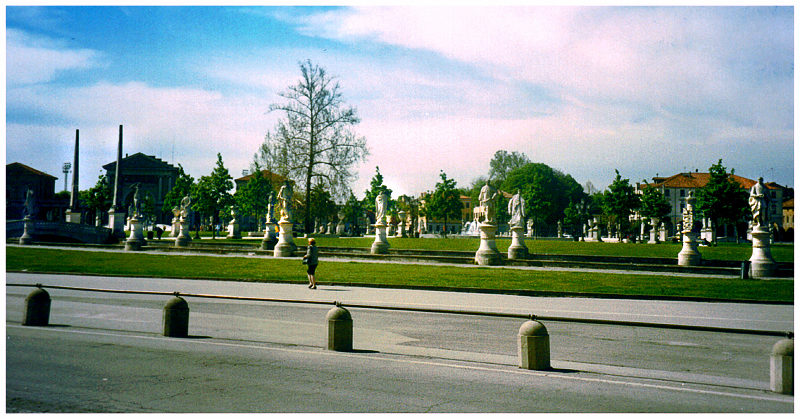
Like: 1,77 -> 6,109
6,246 -> 793,303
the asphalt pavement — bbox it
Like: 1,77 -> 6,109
5,245 -> 795,413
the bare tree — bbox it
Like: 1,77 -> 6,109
259,60 -> 369,233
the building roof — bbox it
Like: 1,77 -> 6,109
6,162 -> 58,179
784,198 -> 794,209
102,152 -> 178,171
234,169 -> 286,184
647,172 -> 780,190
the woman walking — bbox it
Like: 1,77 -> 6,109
303,238 -> 319,289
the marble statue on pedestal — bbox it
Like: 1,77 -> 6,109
508,189 -> 526,228
22,188 -> 36,219
277,181 -> 293,222
748,177 -> 776,277
749,177 -> 769,230
478,181 -> 498,224
376,191 -> 389,223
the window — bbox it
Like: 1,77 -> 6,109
680,189 -> 685,197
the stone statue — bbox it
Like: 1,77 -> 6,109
376,191 -> 390,223
180,193 -> 192,218
682,190 -> 698,233
749,177 -> 769,230
22,187 -> 36,219
230,206 -> 237,223
277,181 -> 293,221
478,180 -> 498,224
131,183 -> 142,218
267,191 -> 276,223
507,189 -> 526,228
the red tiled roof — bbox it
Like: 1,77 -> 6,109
648,172 -> 778,190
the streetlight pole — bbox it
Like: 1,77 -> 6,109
62,162 -> 71,192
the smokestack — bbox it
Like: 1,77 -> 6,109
69,129 -> 79,209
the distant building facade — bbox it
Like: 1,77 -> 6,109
6,162 -> 66,220
637,172 -> 785,237
783,198 -> 793,239
103,153 -> 180,224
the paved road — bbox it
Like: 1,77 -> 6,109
6,272 -> 794,413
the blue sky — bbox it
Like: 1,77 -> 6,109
6,5 -> 794,199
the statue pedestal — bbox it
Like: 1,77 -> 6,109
108,209 -> 126,239
371,223 -> 390,254
261,222 -> 278,250
126,217 -> 146,251
19,216 -> 34,245
678,231 -> 701,266
397,221 -> 408,238
508,225 -> 528,260
175,218 -> 192,247
273,220 -> 297,257
749,229 -> 777,278
475,222 -> 501,265
65,209 -> 81,224
226,221 -> 241,239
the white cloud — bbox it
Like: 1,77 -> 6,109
6,28 -> 104,85
7,80 -> 276,190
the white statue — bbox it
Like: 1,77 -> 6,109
478,180 -> 499,224
376,191 -> 390,223
508,189 -> 526,228
22,187 -> 36,219
131,183 -> 142,218
180,193 -> 192,218
682,190 -> 696,232
277,181 -> 293,221
749,177 -> 769,229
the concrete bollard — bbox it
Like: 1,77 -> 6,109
770,335 -> 793,394
163,295 -> 190,338
326,304 -> 353,352
22,287 -> 51,326
518,319 -> 550,370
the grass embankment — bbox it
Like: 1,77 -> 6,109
6,246 -> 793,303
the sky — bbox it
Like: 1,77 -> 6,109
5,5 -> 794,201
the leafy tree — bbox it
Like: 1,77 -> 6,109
308,183 -> 336,229
363,166 -> 393,219
695,159 -> 749,242
234,161 -> 273,230
423,171 -> 461,238
81,175 -> 112,225
489,150 -> 530,184
502,162 -> 584,235
602,169 -> 641,237
192,153 -> 234,236
342,192 -> 365,235
639,182 -> 671,221
163,164 -> 195,219
258,60 -> 369,233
